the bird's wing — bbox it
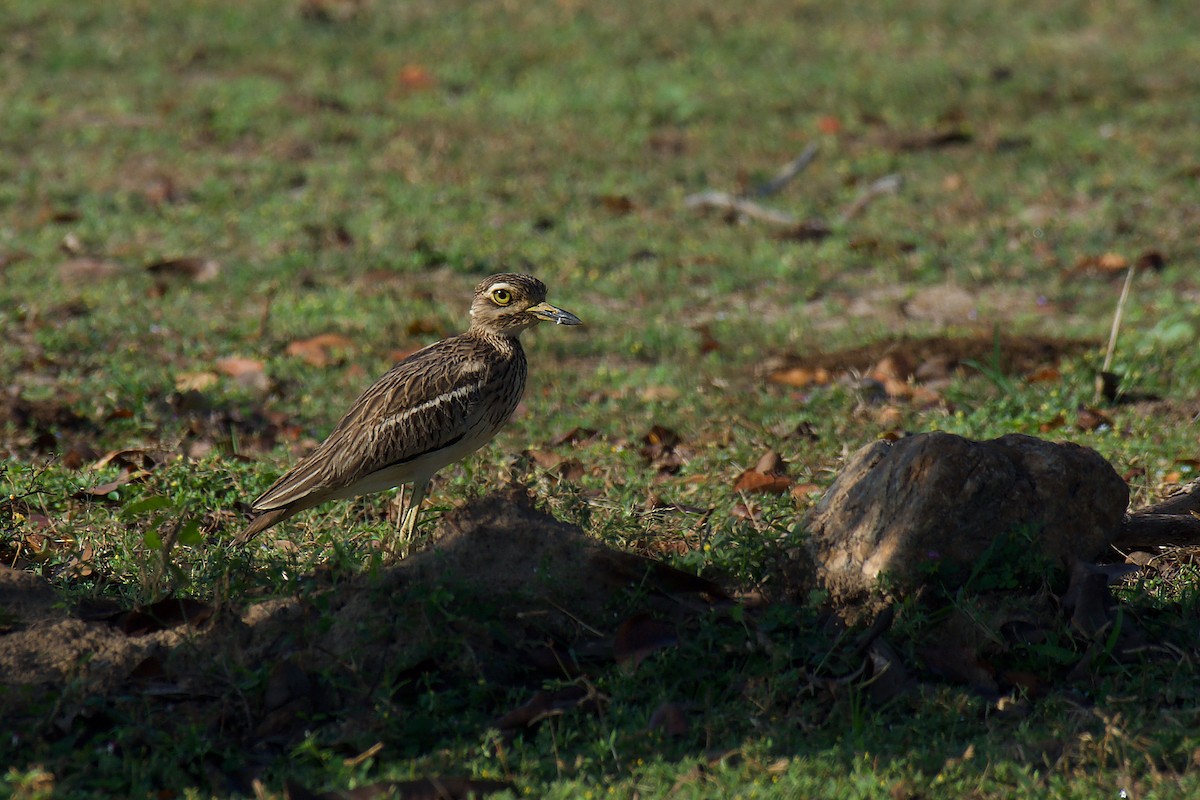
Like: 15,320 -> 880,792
251,337 -> 508,512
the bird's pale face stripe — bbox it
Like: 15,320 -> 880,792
377,381 -> 486,432
469,282 -> 520,318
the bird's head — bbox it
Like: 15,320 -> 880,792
468,273 -> 582,336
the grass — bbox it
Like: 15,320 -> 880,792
3,0 -> 1200,796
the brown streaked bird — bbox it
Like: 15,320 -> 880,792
234,273 -> 581,547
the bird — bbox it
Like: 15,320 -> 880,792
234,272 -> 581,548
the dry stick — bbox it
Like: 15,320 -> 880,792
1115,513 -> 1200,550
1094,263 -> 1136,403
683,191 -> 799,226
837,174 -> 903,223
256,281 -> 279,341
752,143 -> 820,197
1129,478 -> 1200,518
684,144 -> 820,225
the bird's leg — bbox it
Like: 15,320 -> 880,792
396,478 -> 429,552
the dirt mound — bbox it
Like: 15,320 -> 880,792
1,490 -> 724,762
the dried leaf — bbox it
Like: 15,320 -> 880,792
766,365 -> 831,388
494,685 -> 596,731
73,469 -> 137,499
1075,406 -> 1112,432
790,482 -> 823,501
599,194 -> 635,214
91,448 -> 171,473
215,356 -> 270,392
918,643 -> 997,693
1068,252 -> 1130,278
396,64 -> 436,92
1135,249 -> 1166,272
774,217 -> 832,242
734,469 -> 792,494
640,425 -> 688,474
175,371 -> 219,392
1025,365 -> 1061,383
550,426 -> 599,446
816,115 -> 842,134
145,257 -> 221,283
613,613 -> 678,668
119,598 -> 213,636
1039,413 -> 1066,433
865,639 -> 911,705
647,702 -> 689,737
526,450 -> 585,481
893,127 -> 972,151
286,333 -> 355,367
589,549 -> 729,599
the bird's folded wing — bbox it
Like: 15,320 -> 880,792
251,340 -> 498,512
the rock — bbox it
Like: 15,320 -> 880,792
805,432 -> 1129,603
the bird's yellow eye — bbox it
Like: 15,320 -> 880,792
491,288 -> 513,306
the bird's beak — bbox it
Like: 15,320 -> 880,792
528,302 -> 582,326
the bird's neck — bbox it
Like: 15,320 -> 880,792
466,327 -> 523,359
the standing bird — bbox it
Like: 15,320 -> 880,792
234,273 -> 581,547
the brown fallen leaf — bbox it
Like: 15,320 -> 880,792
215,356 -> 271,392
494,684 -> 598,732
918,643 -> 998,694
734,449 -> 793,494
525,450 -> 585,481
286,333 -> 355,367
73,468 -> 138,499
774,217 -> 832,242
550,426 -> 599,446
790,482 -> 824,502
640,425 -> 688,475
614,613 -> 678,668
175,371 -> 219,392
91,448 -> 172,473
1136,249 -> 1166,272
766,365 -> 832,388
396,64 -> 437,92
892,127 -> 972,151
817,115 -> 842,134
1039,413 -> 1067,433
145,257 -> 221,283
589,549 -> 729,600
1075,406 -> 1113,432
599,194 -> 635,214
1066,252 -> 1129,278
119,598 -> 214,636
865,639 -> 912,705
647,702 -> 689,737
1025,365 -> 1061,383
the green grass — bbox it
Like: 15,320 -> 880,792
3,0 -> 1200,796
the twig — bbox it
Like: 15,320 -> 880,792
752,143 -> 820,197
683,191 -> 798,226
256,281 -> 279,341
836,174 -> 903,223
1114,513 -> 1200,550
1094,264 -> 1136,403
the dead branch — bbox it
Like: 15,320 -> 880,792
837,174 -> 903,223
1127,479 -> 1200,518
683,191 -> 798,226
752,143 -> 820,197
1115,513 -> 1200,551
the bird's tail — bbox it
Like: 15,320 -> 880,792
232,506 -> 295,546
